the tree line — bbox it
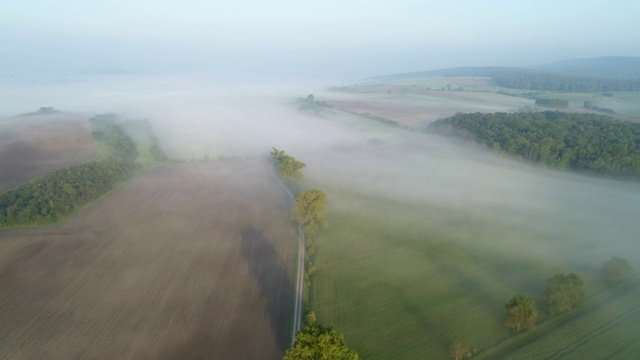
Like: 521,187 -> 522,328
494,71 -> 640,92
428,111 -> 640,179
269,148 -> 358,359
270,148 -> 307,181
0,117 -> 139,227
386,66 -> 640,92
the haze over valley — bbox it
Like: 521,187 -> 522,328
2,1 -> 640,359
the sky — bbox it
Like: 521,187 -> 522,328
2,0 -> 640,79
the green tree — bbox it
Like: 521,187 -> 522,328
293,189 -> 328,236
305,310 -> 317,325
270,148 -> 306,181
505,294 -> 538,333
601,257 -> 634,285
283,324 -> 359,360
543,273 -> 585,314
279,155 -> 306,181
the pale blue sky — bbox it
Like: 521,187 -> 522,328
2,0 -> 639,78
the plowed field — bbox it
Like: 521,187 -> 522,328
0,160 -> 296,359
0,113 -> 96,191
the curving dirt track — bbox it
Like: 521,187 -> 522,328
0,113 -> 96,192
0,159 -> 296,359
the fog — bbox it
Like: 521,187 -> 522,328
3,2 -> 640,358
3,72 -> 638,271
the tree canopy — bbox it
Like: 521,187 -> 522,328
283,324 -> 359,360
542,273 -> 586,314
494,71 -> 640,92
293,189 -> 328,237
428,111 -> 640,179
270,148 -> 306,181
504,294 -> 538,333
601,257 -> 634,285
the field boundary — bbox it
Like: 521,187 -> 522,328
269,166 -> 305,344
475,280 -> 640,359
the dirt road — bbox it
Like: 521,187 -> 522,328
270,168 -> 305,343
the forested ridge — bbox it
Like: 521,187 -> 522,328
493,71 -> 640,92
0,116 -> 140,227
373,66 -> 640,92
428,111 -> 640,178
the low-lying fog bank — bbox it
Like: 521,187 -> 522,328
2,73 -> 639,269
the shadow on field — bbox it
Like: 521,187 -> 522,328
241,226 -> 293,352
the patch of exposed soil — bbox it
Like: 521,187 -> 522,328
0,113 -> 96,191
0,159 -> 295,359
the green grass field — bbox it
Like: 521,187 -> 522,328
476,281 -> 640,359
309,188 -> 639,359
298,87 -> 640,358
308,192 -> 548,359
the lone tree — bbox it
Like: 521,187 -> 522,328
601,257 -> 633,285
283,324 -> 359,360
505,294 -> 538,333
293,189 -> 328,236
450,340 -> 472,360
543,273 -> 585,315
270,148 -> 306,181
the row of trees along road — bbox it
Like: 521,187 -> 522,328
270,147 -> 307,181
504,257 -> 634,334
269,148 -> 359,359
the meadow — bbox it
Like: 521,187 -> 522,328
476,281 -> 640,359
297,106 -> 640,359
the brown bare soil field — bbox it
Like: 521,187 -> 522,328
0,113 -> 96,191
0,159 -> 296,359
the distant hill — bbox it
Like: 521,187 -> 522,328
531,56 -> 640,80
368,57 -> 640,92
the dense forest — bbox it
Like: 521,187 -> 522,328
532,56 -> 640,80
428,111 -> 640,178
493,71 -> 640,92
0,117 -> 140,227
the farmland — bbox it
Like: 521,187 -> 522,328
0,112 -> 96,191
296,105 -> 640,359
1,73 -> 640,359
0,159 -> 297,359
326,78 -> 640,127
476,281 -> 640,359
